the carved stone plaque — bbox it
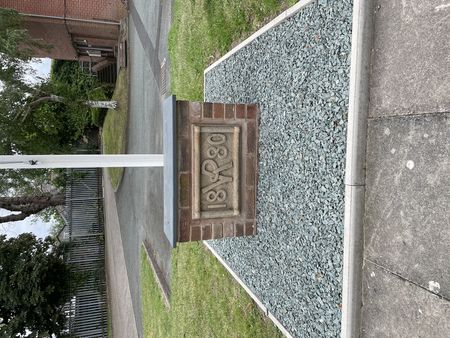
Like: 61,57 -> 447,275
192,126 -> 240,219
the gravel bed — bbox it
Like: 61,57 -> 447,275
204,1 -> 352,336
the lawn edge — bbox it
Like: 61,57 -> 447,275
203,0 -> 315,77
141,241 -> 171,309
203,241 -> 293,338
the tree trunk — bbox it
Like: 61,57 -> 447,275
19,95 -> 118,121
0,212 -> 32,223
83,100 -> 118,109
28,95 -> 118,109
0,193 -> 65,224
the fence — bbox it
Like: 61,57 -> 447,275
61,168 -> 108,338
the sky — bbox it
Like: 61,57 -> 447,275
0,58 -> 53,239
0,209 -> 53,239
26,57 -> 52,83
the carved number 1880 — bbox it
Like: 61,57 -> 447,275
202,133 -> 233,209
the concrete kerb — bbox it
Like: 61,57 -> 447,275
204,242 -> 293,338
341,0 -> 374,337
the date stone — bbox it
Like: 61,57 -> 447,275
192,125 -> 240,219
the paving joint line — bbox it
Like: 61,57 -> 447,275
368,111 -> 450,121
364,258 -> 450,303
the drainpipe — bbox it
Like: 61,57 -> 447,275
19,13 -> 121,26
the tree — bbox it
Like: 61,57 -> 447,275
0,233 -> 78,337
0,168 -> 71,226
0,193 -> 65,224
0,58 -> 115,155
0,8 -> 115,156
0,9 -> 112,225
0,8 -> 46,90
0,67 -> 110,155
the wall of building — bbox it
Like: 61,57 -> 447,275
0,0 -> 127,61
0,0 -> 126,21
24,17 -> 78,60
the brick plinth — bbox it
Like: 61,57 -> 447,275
177,101 -> 259,242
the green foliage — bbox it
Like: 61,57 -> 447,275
0,8 -> 47,60
0,9 -> 111,227
0,168 -> 81,230
0,60 -> 111,155
0,233 -> 80,337
0,169 -> 59,226
0,169 -> 52,196
0,11 -> 111,155
0,8 -> 32,88
44,210 -> 66,238
38,60 -> 111,150
0,8 -> 49,90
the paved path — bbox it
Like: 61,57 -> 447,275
104,172 -> 139,338
103,0 -> 172,337
361,1 -> 450,336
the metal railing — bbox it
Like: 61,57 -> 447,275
62,168 -> 108,338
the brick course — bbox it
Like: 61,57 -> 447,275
177,101 -> 259,242
0,0 -> 126,21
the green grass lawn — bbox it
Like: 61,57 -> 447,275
168,0 -> 298,101
141,243 -> 282,338
101,69 -> 128,190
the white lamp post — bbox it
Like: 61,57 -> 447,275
0,154 -> 164,169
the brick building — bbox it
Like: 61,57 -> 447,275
0,0 -> 127,65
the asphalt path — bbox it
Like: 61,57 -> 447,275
112,0 -> 173,336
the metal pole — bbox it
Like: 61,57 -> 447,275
0,154 -> 164,169
20,13 -> 121,26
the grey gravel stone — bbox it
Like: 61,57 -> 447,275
205,1 -> 352,336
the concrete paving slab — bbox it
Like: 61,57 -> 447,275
361,260 -> 450,338
369,0 -> 450,117
359,0 -> 450,336
364,113 -> 450,298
